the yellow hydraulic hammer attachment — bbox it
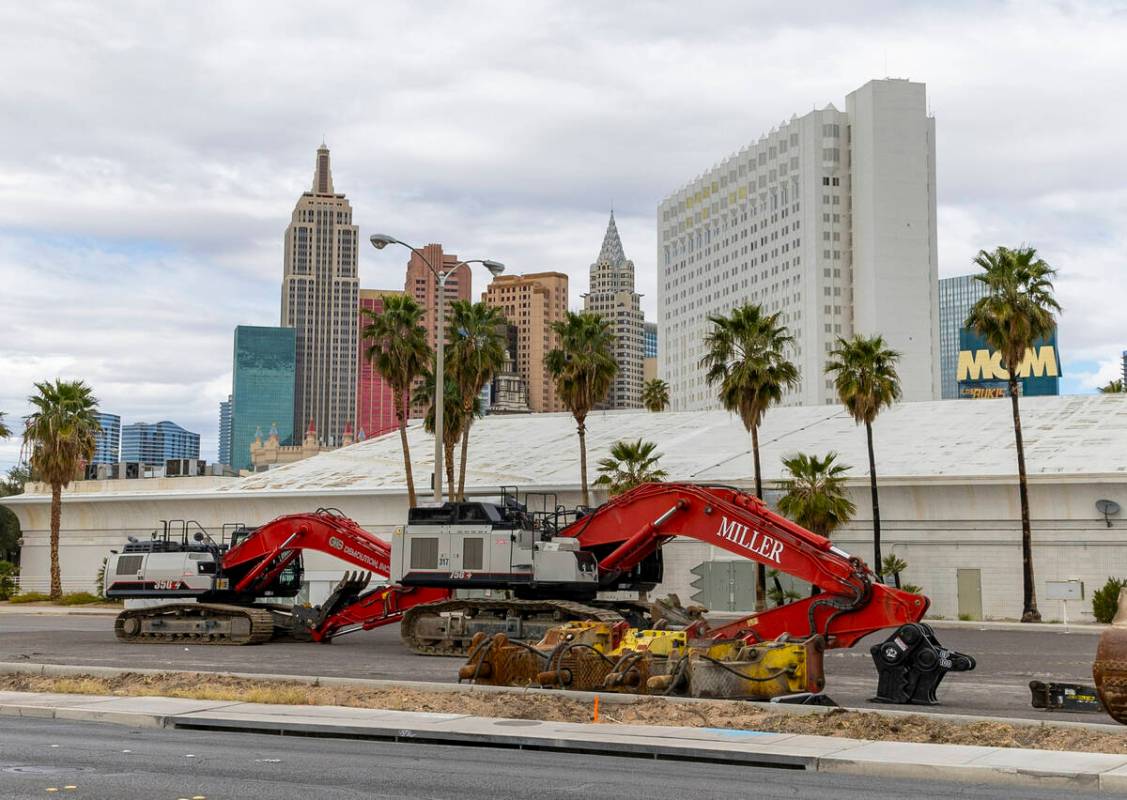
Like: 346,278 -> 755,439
679,637 -> 826,700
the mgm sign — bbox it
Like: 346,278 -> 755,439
956,328 -> 1061,399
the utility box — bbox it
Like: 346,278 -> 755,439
1046,580 -> 1084,601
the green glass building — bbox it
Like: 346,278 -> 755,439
231,325 -> 296,472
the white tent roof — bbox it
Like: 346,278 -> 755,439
212,394 -> 1127,496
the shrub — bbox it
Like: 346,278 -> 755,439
8,591 -> 51,604
57,592 -> 104,606
1092,577 -> 1127,624
0,561 -> 17,600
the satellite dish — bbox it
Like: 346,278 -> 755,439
1097,499 -> 1121,528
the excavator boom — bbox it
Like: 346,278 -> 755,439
559,483 -> 928,648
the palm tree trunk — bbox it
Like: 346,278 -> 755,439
49,483 -> 62,599
1010,375 -> 1040,622
751,425 -> 766,612
397,393 -> 416,508
445,438 -> 456,501
458,415 -> 471,501
577,415 -> 589,508
866,420 -> 884,582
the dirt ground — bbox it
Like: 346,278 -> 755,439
3,671 -> 1126,755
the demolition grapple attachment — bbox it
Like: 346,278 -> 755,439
871,622 -> 975,704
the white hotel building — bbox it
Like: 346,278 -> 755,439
657,79 -> 940,409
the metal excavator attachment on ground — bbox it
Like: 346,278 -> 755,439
870,622 -> 976,704
458,620 -> 827,700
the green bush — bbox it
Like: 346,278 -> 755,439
57,592 -> 104,606
0,561 -> 17,600
1092,577 -> 1127,624
8,591 -> 50,604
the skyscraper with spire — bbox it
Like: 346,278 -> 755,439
281,144 -> 360,445
584,211 -> 643,408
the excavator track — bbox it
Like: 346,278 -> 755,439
401,598 -> 626,656
114,603 -> 276,645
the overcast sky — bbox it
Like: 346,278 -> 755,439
1,0 -> 1125,469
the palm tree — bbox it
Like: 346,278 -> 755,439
447,301 -> 508,500
776,452 -> 856,539
362,294 -> 432,508
594,439 -> 668,497
21,380 -> 100,598
1100,379 -> 1124,394
966,245 -> 1060,623
700,303 -> 798,610
546,312 -> 618,507
641,379 -> 670,412
825,334 -> 901,582
414,371 -> 475,500
0,412 -> 10,439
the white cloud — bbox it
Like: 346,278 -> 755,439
2,0 -> 1127,469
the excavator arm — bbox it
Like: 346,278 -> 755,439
559,483 -> 928,648
221,509 -> 394,594
218,509 -> 454,641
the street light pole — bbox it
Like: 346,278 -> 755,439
369,234 -> 504,504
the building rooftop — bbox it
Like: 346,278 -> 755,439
216,394 -> 1127,496
7,395 -> 1124,503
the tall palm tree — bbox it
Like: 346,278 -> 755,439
0,411 -> 10,439
593,439 -> 668,497
1100,379 -> 1124,394
447,301 -> 508,500
414,371 -> 475,500
546,312 -> 618,507
362,294 -> 432,508
825,334 -> 901,582
21,380 -> 100,598
776,452 -> 856,539
966,245 -> 1060,623
641,379 -> 670,412
700,303 -> 799,610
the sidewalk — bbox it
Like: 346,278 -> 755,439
3,689 -> 1127,792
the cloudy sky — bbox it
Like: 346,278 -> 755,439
1,0 -> 1125,470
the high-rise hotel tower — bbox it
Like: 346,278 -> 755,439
281,144 -> 360,443
657,79 -> 939,410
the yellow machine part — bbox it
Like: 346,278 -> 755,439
677,638 -> 826,700
458,620 -> 825,701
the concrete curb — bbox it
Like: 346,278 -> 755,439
0,660 -> 1122,732
0,604 -> 120,616
3,690 -> 1127,792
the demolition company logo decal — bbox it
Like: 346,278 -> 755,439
327,535 -> 381,569
715,517 -> 783,563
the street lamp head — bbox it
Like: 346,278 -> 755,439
369,233 -> 398,250
482,260 -> 505,277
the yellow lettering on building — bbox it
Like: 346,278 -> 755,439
957,346 -> 1058,381
1018,346 -> 1059,378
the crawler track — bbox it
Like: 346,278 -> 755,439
114,603 -> 275,645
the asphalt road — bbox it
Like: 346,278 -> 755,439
0,611 -> 1106,724
0,716 -> 1105,800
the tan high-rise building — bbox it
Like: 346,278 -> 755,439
584,212 -> 643,408
404,244 -> 470,350
483,272 -> 568,413
281,144 -> 360,444
404,244 -> 470,417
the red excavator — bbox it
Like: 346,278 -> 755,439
106,483 -> 972,702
